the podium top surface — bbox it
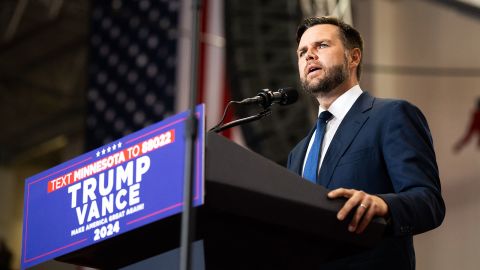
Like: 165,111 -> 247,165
204,133 -> 386,246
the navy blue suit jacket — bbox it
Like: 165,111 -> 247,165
287,92 -> 445,270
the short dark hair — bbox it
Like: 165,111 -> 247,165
296,16 -> 364,80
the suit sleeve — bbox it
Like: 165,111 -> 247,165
377,101 -> 445,236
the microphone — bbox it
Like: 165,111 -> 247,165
239,87 -> 298,108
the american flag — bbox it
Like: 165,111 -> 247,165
86,0 -> 242,150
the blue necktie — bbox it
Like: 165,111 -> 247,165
303,111 -> 333,184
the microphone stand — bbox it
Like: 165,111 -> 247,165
180,0 -> 201,270
210,108 -> 272,133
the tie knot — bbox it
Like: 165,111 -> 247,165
318,110 -> 333,122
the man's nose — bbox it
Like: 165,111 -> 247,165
306,49 -> 317,61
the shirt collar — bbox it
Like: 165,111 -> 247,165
318,84 -> 363,121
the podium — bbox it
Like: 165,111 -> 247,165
56,133 -> 386,269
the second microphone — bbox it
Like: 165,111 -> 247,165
239,87 -> 299,108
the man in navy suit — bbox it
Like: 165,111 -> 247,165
288,17 -> 445,269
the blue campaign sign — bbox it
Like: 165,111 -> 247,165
21,105 -> 205,270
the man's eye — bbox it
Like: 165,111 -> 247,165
298,51 -> 305,57
319,43 -> 329,48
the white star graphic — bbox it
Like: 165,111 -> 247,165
96,151 -> 100,157
102,149 -> 106,155
117,142 -> 122,148
107,146 -> 111,153
112,144 -> 117,150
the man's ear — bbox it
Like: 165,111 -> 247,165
350,48 -> 361,68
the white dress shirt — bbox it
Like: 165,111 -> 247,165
302,85 -> 363,175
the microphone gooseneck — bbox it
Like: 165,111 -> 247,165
209,87 -> 298,133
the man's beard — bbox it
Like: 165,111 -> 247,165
301,60 -> 349,95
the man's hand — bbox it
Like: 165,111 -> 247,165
328,188 -> 389,234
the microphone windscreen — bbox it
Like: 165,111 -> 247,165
279,87 -> 298,105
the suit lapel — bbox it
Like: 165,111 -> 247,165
318,92 -> 375,188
